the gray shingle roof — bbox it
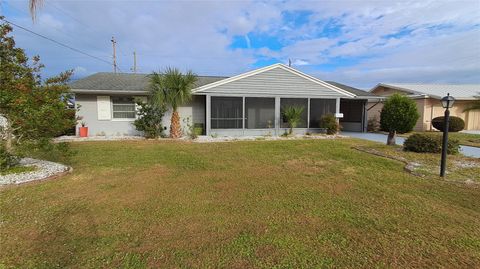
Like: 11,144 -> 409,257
325,81 -> 376,97
375,83 -> 480,100
70,72 -> 227,93
70,72 -> 373,98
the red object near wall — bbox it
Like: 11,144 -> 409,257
79,127 -> 88,137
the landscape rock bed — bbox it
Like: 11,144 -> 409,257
194,134 -> 346,143
55,135 -> 145,142
0,158 -> 71,186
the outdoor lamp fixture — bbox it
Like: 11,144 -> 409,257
440,93 -> 455,177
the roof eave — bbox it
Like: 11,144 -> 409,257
72,89 -> 149,95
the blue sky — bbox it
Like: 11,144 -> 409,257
1,0 -> 479,89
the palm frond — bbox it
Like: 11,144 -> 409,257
148,67 -> 198,111
282,105 -> 304,131
29,0 -> 43,21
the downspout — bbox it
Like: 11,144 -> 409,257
367,100 -> 382,111
206,94 -> 211,136
362,100 -> 367,132
430,102 -> 434,131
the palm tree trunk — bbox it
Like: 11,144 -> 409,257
170,109 -> 182,138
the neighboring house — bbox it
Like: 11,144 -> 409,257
70,63 -> 378,137
369,83 -> 480,131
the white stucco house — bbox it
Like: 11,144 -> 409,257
70,63 -> 378,137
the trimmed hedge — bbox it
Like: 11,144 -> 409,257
404,133 -> 459,154
431,116 -> 465,132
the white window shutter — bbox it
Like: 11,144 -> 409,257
97,96 -> 111,120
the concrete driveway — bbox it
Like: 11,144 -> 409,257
342,132 -> 480,158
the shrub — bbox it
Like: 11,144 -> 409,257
14,138 -> 76,164
404,133 -> 459,154
133,102 -> 165,138
182,117 -> 198,140
319,114 -> 339,135
0,143 -> 19,171
193,123 -> 204,136
380,93 -> 420,145
431,116 -> 465,132
380,94 -> 420,134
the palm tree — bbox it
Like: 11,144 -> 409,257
29,0 -> 43,21
149,67 -> 197,138
282,105 -> 304,135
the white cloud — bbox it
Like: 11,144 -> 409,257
2,0 -> 479,88
292,59 -> 309,66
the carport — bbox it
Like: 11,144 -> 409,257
340,99 -> 367,132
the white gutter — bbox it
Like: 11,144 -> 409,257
71,89 -> 148,95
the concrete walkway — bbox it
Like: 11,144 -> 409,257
342,132 -> 480,158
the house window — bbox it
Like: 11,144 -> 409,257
211,97 -> 243,129
280,98 -> 308,128
245,97 -> 275,129
112,96 -> 136,119
309,99 -> 336,128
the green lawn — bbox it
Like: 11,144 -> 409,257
1,139 -> 479,268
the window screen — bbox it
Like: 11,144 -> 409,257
280,98 -> 308,128
112,96 -> 136,119
211,97 -> 243,129
340,100 -> 364,122
309,99 -> 336,128
245,98 -> 275,129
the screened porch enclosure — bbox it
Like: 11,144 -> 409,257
211,97 -> 243,129
245,97 -> 275,129
205,95 -> 364,135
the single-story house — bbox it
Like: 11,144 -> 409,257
70,63 -> 379,137
369,83 -> 480,131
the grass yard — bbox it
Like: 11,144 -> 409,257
1,139 -> 479,268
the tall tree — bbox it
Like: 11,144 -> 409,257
149,67 -> 197,138
0,17 -> 76,152
380,93 -> 420,145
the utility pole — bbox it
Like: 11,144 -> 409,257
111,36 -> 117,73
132,51 -> 137,73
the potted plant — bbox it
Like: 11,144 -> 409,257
79,121 -> 88,137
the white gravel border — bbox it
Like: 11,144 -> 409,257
55,135 -> 145,142
194,134 -> 346,143
0,158 -> 71,185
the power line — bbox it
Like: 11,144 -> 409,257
0,18 -> 112,67
3,2 -> 112,58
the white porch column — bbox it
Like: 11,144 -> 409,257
307,98 -> 311,128
242,96 -> 245,136
335,97 -> 341,124
275,96 -> 281,136
206,94 -> 211,136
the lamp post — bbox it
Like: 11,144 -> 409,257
440,93 -> 455,177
